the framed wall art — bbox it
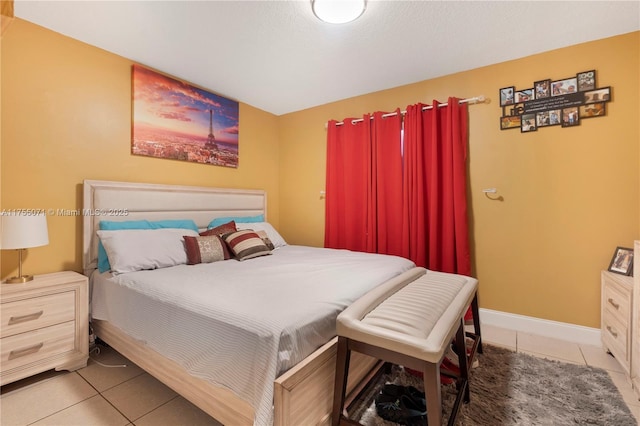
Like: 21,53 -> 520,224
536,110 -> 560,127
579,102 -> 606,118
500,86 -> 515,106
515,89 -> 534,103
551,77 -> 578,96
131,64 -> 239,168
561,107 -> 580,127
521,114 -> 537,132
500,115 -> 521,130
577,70 -> 596,91
534,79 -> 551,99
584,87 -> 611,104
499,69 -> 611,132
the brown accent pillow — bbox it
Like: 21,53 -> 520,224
223,230 -> 272,261
184,235 -> 230,265
201,220 -> 237,237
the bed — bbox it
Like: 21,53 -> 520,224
83,180 -> 416,426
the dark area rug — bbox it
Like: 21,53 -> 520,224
348,344 -> 637,425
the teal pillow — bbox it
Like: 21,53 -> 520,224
207,214 -> 264,229
97,219 -> 199,273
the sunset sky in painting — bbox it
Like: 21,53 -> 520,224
132,65 -> 239,145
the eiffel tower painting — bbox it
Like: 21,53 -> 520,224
205,109 -> 218,150
132,65 -> 238,168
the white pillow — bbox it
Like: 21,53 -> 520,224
97,228 -> 199,274
235,222 -> 287,248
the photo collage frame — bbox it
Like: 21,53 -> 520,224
499,70 -> 611,132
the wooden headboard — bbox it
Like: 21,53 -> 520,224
82,180 -> 266,275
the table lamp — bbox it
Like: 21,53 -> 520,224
1,214 -> 49,283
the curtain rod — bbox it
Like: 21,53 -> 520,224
332,95 -> 486,126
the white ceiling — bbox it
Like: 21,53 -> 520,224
14,1 -> 640,116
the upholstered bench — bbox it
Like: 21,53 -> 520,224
331,267 -> 481,426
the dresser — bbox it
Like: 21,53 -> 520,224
1,271 -> 89,385
601,270 -> 634,375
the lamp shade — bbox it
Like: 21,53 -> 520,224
0,214 -> 49,249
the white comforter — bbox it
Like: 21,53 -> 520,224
91,245 -> 415,425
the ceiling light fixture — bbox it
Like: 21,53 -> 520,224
311,0 -> 366,24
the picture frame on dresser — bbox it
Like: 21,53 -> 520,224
608,246 -> 634,276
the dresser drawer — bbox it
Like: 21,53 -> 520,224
602,309 -> 629,365
0,321 -> 76,372
1,291 -> 76,338
603,280 -> 632,323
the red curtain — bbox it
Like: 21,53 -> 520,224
324,116 -> 371,252
325,98 -> 470,276
401,104 -> 427,264
404,98 -> 470,275
371,111 -> 404,256
325,112 -> 404,254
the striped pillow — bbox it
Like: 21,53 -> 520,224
255,230 -> 275,250
223,230 -> 272,261
184,235 -> 230,265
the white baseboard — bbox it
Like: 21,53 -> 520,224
478,308 -> 602,347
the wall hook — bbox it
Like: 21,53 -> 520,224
482,188 -> 503,201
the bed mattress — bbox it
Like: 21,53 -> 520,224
91,245 -> 414,425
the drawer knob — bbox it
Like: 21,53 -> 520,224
8,342 -> 44,360
606,325 -> 618,338
607,298 -> 620,310
8,311 -> 44,325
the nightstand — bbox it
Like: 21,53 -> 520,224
1,271 -> 89,385
601,270 -> 633,376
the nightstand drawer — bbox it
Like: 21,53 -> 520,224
0,321 -> 76,372
602,310 -> 629,364
603,280 -> 631,323
1,291 -> 76,338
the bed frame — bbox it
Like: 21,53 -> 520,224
83,180 -> 379,426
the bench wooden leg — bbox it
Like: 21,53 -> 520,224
332,336 -> 351,426
423,361 -> 442,426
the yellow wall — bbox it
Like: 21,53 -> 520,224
1,19 -> 280,278
278,32 -> 640,328
2,18 -> 638,329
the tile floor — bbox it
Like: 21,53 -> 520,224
1,324 -> 639,425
